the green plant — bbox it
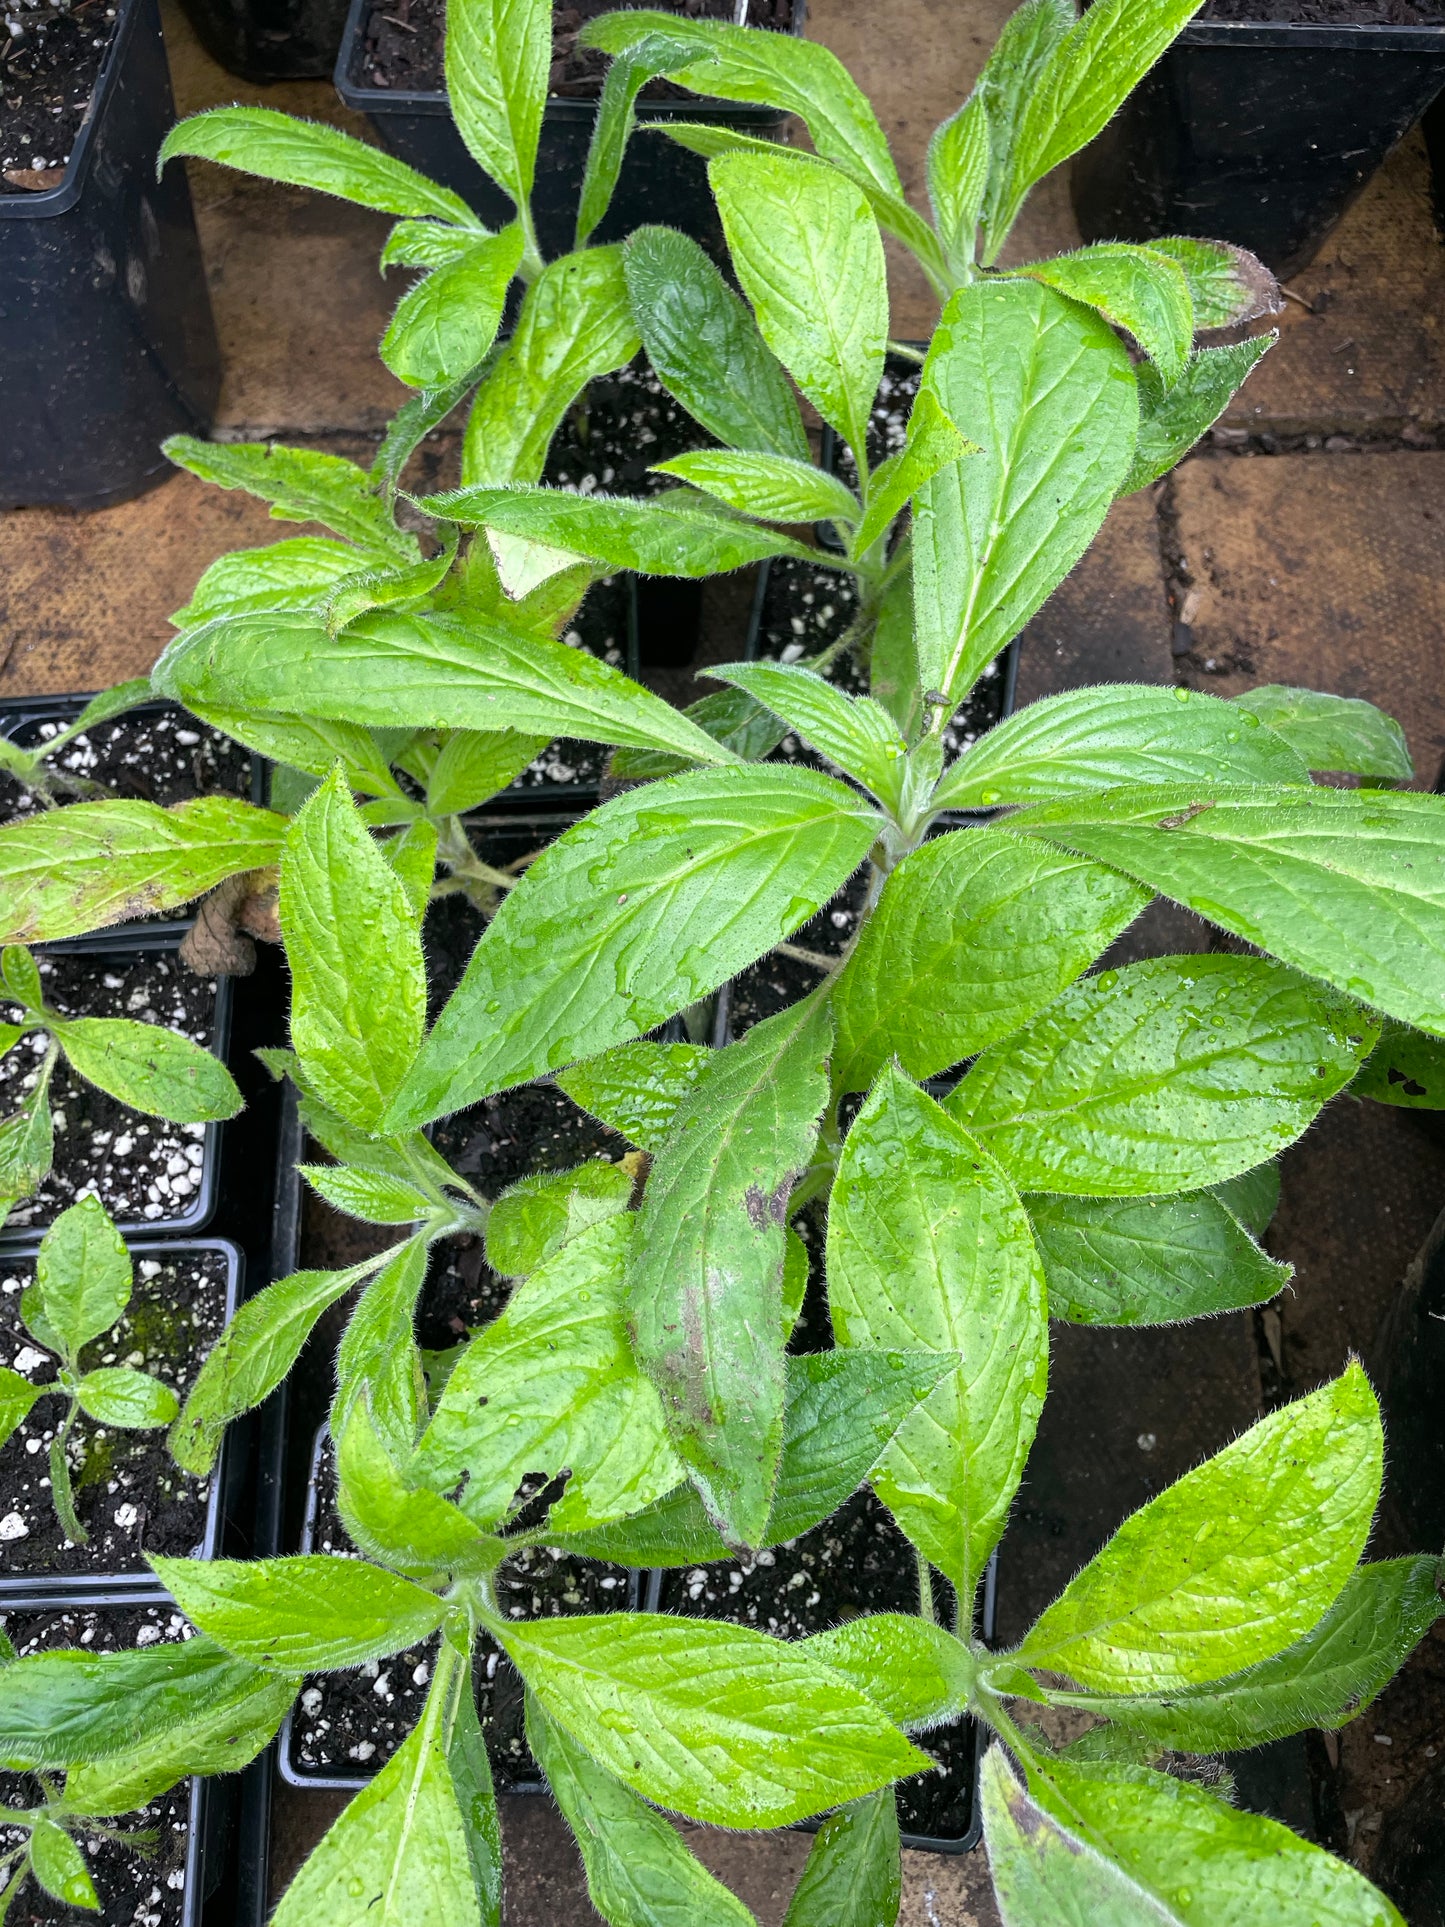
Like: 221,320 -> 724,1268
0,0 -> 1442,1922
0,1198 -> 190,1542
0,943 -> 241,1227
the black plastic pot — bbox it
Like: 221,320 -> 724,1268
0,1238 -> 241,1604
1374,1199 -> 1445,1557
230,1079 -> 301,1927
0,928 -> 236,1249
1070,19 -> 1445,278
175,0 -> 352,81
333,0 -> 805,268
278,1424 -> 641,1793
0,694 -> 266,830
0,0 -> 220,510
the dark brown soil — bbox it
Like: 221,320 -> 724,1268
351,0 -> 791,98
285,1435 -> 633,1784
0,1247 -> 227,1575
421,1082 -> 626,1348
0,950 -> 219,1236
1203,0 -> 1445,18
0,1608 -> 193,1926
0,705 -> 254,826
0,0 -> 116,188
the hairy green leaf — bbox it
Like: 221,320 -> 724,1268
415,1217 -> 684,1532
76,1366 -> 178,1429
446,0 -> 547,211
527,1697 -> 757,1927
1018,244 -> 1193,386
1031,1755 -> 1404,1927
558,1042 -> 711,1153
981,1747 -> 1174,1927
829,1068 -> 1046,1596
63,1664 -> 296,1814
972,0 -> 1074,259
280,769 -> 425,1131
1002,0 -> 1208,243
629,997 -> 832,1546
170,1265 -> 358,1475
0,796 -> 286,946
300,1162 -> 435,1224
651,450 -> 860,528
273,1653 -> 484,1927
851,388 -> 977,561
29,1814 -> 98,1911
336,1395 -> 494,1581
1015,1364 -> 1383,1692
1124,337 -> 1276,494
711,661 -> 907,807
576,34 -> 696,247
334,1238 -> 429,1461
151,1553 -> 448,1673
172,538 -> 380,628
0,1636 -> 276,1767
931,684 -> 1310,813
928,95 -> 990,275
833,830 -> 1148,1092
425,729 -> 550,816
387,767 -> 878,1126
1232,686 -> 1413,781
623,226 -> 810,461
711,150 -> 887,466
462,246 -> 639,486
1009,784 -> 1445,1037
56,1016 -> 241,1123
948,954 -> 1376,1196
913,282 -> 1138,701
581,12 -> 902,198
1027,1190 -> 1288,1325
803,1613 -> 974,1733
784,1791 -> 899,1927
502,1612 -> 929,1828
422,483 -> 815,576
158,106 -> 474,224
1053,1555 -> 1443,1753
27,1197 -> 130,1358
165,437 -> 414,558
382,226 -> 522,389
154,608 -> 735,770
485,1160 -> 634,1276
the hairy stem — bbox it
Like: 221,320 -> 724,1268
48,1403 -> 85,1545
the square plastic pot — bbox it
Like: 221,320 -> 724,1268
174,0 -> 352,82
0,1238 -> 241,1605
333,0 -> 806,269
0,0 -> 219,509
1070,20 -> 1445,277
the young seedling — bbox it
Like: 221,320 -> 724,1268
0,1614 -> 294,1916
0,1198 -> 184,1543
0,943 -> 242,1227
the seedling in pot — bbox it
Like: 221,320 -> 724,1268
0,683 -> 151,810
0,1199 -> 184,1545
0,1606 -> 292,1924
0,946 -> 240,1229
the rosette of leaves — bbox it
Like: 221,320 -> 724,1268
0,945 -> 241,1226
0,0 -> 1439,1919
0,1198 -> 189,1542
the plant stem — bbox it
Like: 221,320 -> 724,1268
917,1550 -> 936,1624
48,1403 -> 86,1545
776,942 -> 834,972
